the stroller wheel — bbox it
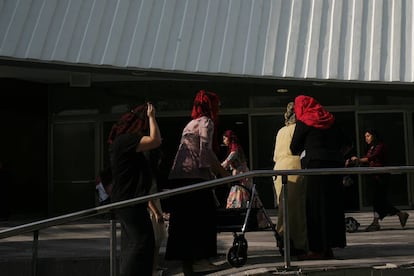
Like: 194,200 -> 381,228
227,245 -> 247,267
233,234 -> 248,251
345,217 -> 360,233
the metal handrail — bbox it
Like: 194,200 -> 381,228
2,166 -> 413,239
1,166 -> 414,275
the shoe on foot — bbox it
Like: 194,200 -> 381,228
399,212 -> 409,228
365,223 -> 380,232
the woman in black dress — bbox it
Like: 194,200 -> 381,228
108,103 -> 162,276
290,95 -> 346,260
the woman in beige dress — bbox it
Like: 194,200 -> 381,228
273,102 -> 307,256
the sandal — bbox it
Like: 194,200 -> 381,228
399,212 -> 409,228
365,223 -> 380,232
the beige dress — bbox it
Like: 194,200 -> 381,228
273,123 -> 307,252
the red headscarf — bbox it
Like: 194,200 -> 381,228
191,89 -> 221,154
223,130 -> 240,153
294,95 -> 334,129
107,103 -> 149,144
191,90 -> 220,121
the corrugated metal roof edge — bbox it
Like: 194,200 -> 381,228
2,56 -> 414,88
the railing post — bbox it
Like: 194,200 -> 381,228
32,230 -> 38,276
110,218 -> 117,276
281,174 -> 291,269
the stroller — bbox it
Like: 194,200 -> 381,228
216,183 -> 281,267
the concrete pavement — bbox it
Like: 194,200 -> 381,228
1,210 -> 414,275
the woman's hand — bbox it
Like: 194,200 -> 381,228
147,102 -> 155,118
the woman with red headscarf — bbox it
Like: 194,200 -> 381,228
108,102 -> 162,276
221,130 -> 268,228
166,90 -> 229,275
290,95 -> 346,260
221,130 -> 251,208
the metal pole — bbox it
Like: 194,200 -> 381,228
241,184 -> 255,233
32,230 -> 39,276
281,174 -> 291,269
110,219 -> 117,276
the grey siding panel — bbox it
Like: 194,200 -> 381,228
262,0 -> 282,76
1,0 -> 414,83
49,0 -> 83,61
0,0 -> 32,55
217,0 -> 241,73
75,0 -> 106,64
170,0 -> 192,70
124,0 -> 153,67
406,0 -> 414,81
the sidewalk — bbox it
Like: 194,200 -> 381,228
1,210 -> 414,276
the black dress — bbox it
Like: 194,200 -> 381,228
165,178 -> 217,261
290,120 -> 346,253
110,133 -> 155,276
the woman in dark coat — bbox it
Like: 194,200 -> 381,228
290,95 -> 346,260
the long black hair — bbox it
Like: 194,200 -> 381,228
364,128 -> 381,146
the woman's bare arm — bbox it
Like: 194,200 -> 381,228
137,103 -> 162,152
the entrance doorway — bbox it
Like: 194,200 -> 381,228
52,122 -> 96,214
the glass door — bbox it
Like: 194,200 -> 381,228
51,121 -> 97,214
251,114 -> 281,208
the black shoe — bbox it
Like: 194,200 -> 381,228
399,212 -> 409,228
365,223 -> 380,232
